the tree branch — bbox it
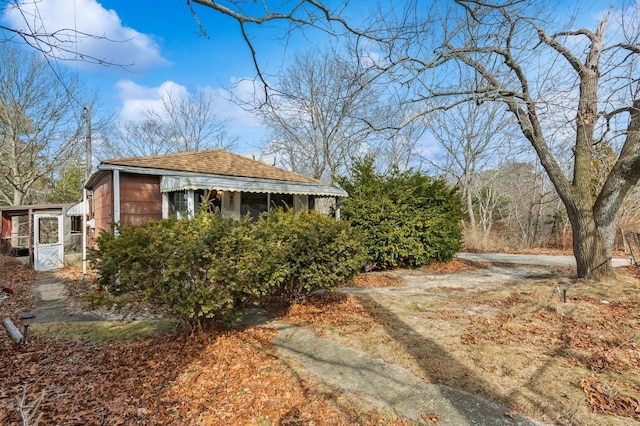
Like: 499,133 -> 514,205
0,25 -> 133,68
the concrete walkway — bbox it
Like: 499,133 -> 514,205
456,252 -> 630,268
31,272 -> 101,323
31,269 -> 546,425
272,322 -> 541,425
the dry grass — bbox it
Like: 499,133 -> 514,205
5,255 -> 640,425
285,265 -> 640,426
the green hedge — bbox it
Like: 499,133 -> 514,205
254,209 -> 365,303
337,159 -> 463,270
90,209 -> 363,329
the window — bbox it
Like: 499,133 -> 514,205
168,191 -> 189,219
10,215 -> 29,248
270,193 -> 294,211
194,189 -> 206,211
195,189 -> 222,213
38,217 -> 59,244
70,216 -> 82,234
240,192 -> 268,220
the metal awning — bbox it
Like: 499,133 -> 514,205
160,175 -> 347,197
65,200 -> 88,217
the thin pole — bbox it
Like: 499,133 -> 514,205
82,105 -> 91,282
84,105 -> 92,178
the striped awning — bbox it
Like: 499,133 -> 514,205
160,175 -> 347,197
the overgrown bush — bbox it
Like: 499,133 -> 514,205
254,209 -> 365,303
90,209 -> 363,328
337,159 -> 463,270
90,219 -> 171,295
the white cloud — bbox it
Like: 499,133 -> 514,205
115,78 -> 267,150
2,0 -> 168,71
214,78 -> 264,128
115,79 -> 186,122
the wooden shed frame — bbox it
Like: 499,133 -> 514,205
0,203 -> 83,269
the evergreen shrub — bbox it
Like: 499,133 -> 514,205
90,209 -> 363,329
254,209 -> 365,303
337,159 -> 463,270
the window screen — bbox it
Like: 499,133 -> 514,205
168,191 -> 188,219
240,192 -> 268,220
38,217 -> 59,244
270,193 -> 294,211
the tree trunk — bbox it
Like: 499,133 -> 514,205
465,185 -> 476,231
13,188 -> 25,206
569,208 -> 614,280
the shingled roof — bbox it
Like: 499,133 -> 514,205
101,149 -> 320,184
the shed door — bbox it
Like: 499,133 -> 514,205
34,214 -> 64,271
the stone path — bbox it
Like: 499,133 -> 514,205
31,272 -> 101,323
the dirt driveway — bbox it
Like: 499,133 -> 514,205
275,262 -> 576,425
456,252 -> 630,268
297,258 -> 638,426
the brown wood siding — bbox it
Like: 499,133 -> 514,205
0,214 -> 10,254
92,172 -> 113,235
119,173 -> 162,227
1,214 -> 10,239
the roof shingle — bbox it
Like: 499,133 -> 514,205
102,150 -> 320,184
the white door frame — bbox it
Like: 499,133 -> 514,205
33,213 -> 64,271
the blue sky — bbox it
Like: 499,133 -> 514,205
1,0 -> 326,156
0,0 -> 633,161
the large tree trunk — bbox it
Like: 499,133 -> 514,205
570,209 -> 614,280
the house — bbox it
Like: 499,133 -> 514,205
84,149 -> 347,238
0,203 -> 84,271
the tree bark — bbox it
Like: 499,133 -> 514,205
13,189 -> 25,206
570,205 -> 614,280
571,96 -> 640,280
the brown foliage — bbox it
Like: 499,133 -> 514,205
282,292 -> 375,333
1,324 -> 410,425
580,377 -> 640,420
0,256 -> 408,425
352,272 -> 403,288
0,256 -> 37,321
420,258 -> 486,273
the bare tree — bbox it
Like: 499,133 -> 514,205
619,192 -> 640,232
0,44 -> 85,205
378,116 -> 426,174
116,89 -> 236,156
493,162 -> 560,249
420,2 -> 640,279
471,168 -> 508,248
188,1 -> 368,93
190,1 -> 640,279
255,49 -> 386,183
426,101 -> 513,236
115,119 -> 170,157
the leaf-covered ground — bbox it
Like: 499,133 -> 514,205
0,256 -> 408,425
3,255 -> 640,425
285,263 -> 640,426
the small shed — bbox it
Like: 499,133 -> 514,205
0,203 -> 83,271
